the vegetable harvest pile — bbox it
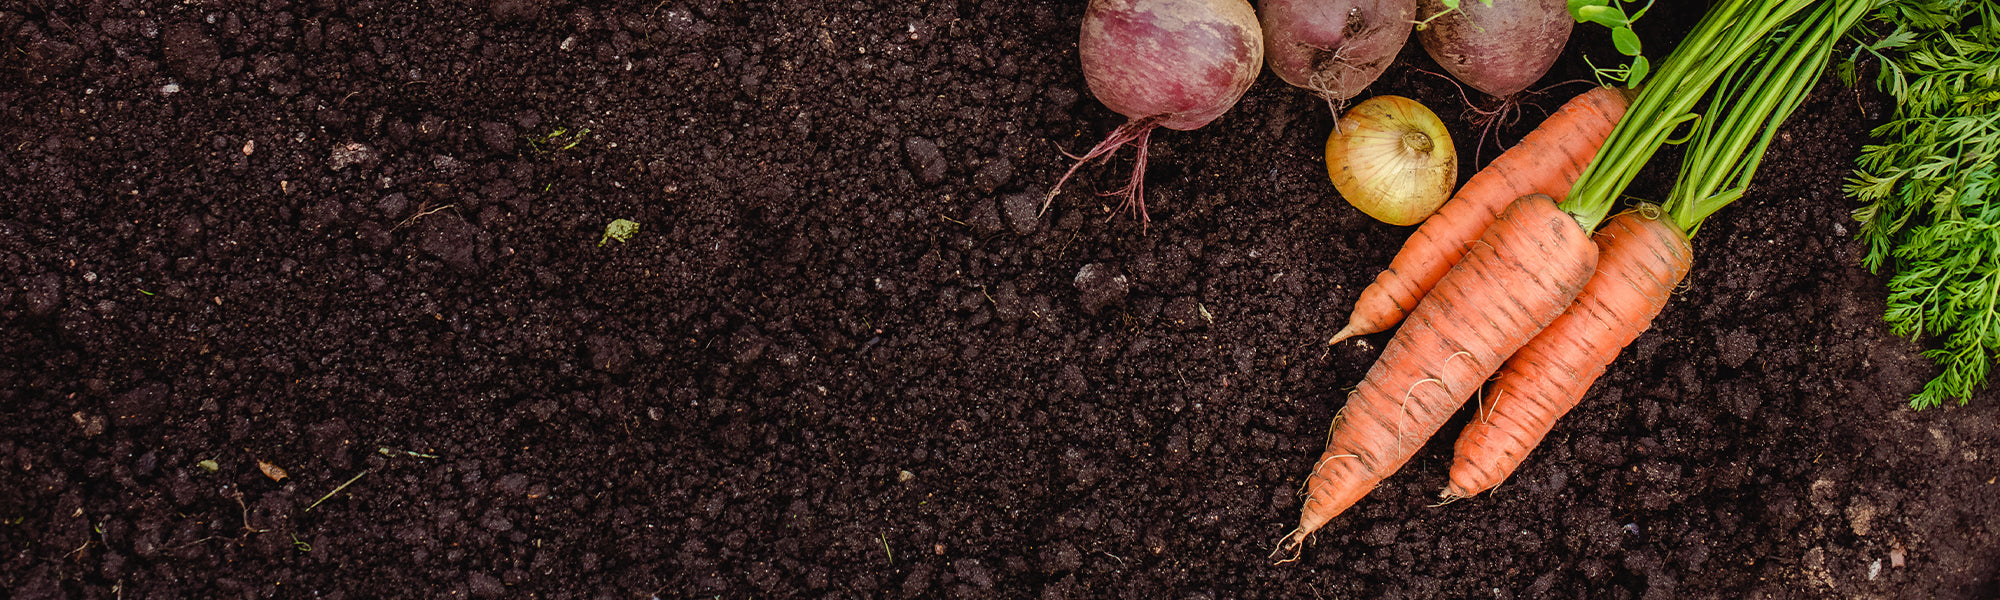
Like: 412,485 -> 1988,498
1053,0 -> 1986,562
1280,0 -> 1870,559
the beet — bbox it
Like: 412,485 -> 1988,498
1416,0 -> 1573,98
1259,0 -> 1417,104
1048,0 -> 1265,227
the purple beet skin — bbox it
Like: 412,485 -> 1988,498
1260,0 -> 1417,103
1048,0 -> 1264,226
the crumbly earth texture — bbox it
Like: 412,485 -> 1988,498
2,2 -> 1996,599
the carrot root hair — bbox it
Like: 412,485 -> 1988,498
1271,528 -> 1309,564
1326,323 -> 1365,347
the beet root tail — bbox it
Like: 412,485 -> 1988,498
1043,117 -> 1162,227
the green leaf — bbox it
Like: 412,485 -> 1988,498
1575,5 -> 1628,29
599,219 -> 641,246
1869,25 -> 1920,52
1612,26 -> 1643,56
1567,0 -> 1611,20
1440,0 -> 1459,9
1850,0 -> 2000,407
1626,55 -> 1650,86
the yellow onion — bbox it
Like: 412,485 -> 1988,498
1325,96 -> 1457,226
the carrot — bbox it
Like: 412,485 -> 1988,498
1444,209 -> 1691,499
1438,0 -> 1865,499
1275,193 -> 1597,561
1327,86 -> 1629,346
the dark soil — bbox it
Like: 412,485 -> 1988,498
3,1 -> 1997,599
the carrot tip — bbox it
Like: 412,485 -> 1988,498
1441,482 -> 1486,502
1269,528 -> 1309,565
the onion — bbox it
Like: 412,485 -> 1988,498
1325,95 -> 1456,226
1047,0 -> 1265,227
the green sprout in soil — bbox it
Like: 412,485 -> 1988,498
376,447 -> 439,459
527,127 -> 592,153
600,219 -> 641,247
305,470 -> 369,512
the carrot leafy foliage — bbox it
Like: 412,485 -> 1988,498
1847,0 -> 2000,408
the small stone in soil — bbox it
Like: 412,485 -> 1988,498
974,157 -> 1013,193
330,142 -> 377,171
905,136 -> 947,185
1074,263 -> 1130,316
1002,192 -> 1040,235
419,214 -> 483,273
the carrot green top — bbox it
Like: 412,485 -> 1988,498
1662,0 -> 1871,236
1557,0 -> 1839,233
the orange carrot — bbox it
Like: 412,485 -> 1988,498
1328,86 -> 1629,346
1444,209 -> 1692,499
1276,193 -> 1597,561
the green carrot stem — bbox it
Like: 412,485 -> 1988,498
1667,0 -> 1872,235
1560,0 -> 1822,232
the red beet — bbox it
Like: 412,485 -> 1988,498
1260,0 -> 1417,105
1048,0 -> 1264,227
1416,0 -> 1572,99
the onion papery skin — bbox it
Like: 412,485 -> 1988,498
1326,95 -> 1457,226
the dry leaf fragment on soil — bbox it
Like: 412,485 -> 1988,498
257,460 -> 289,482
